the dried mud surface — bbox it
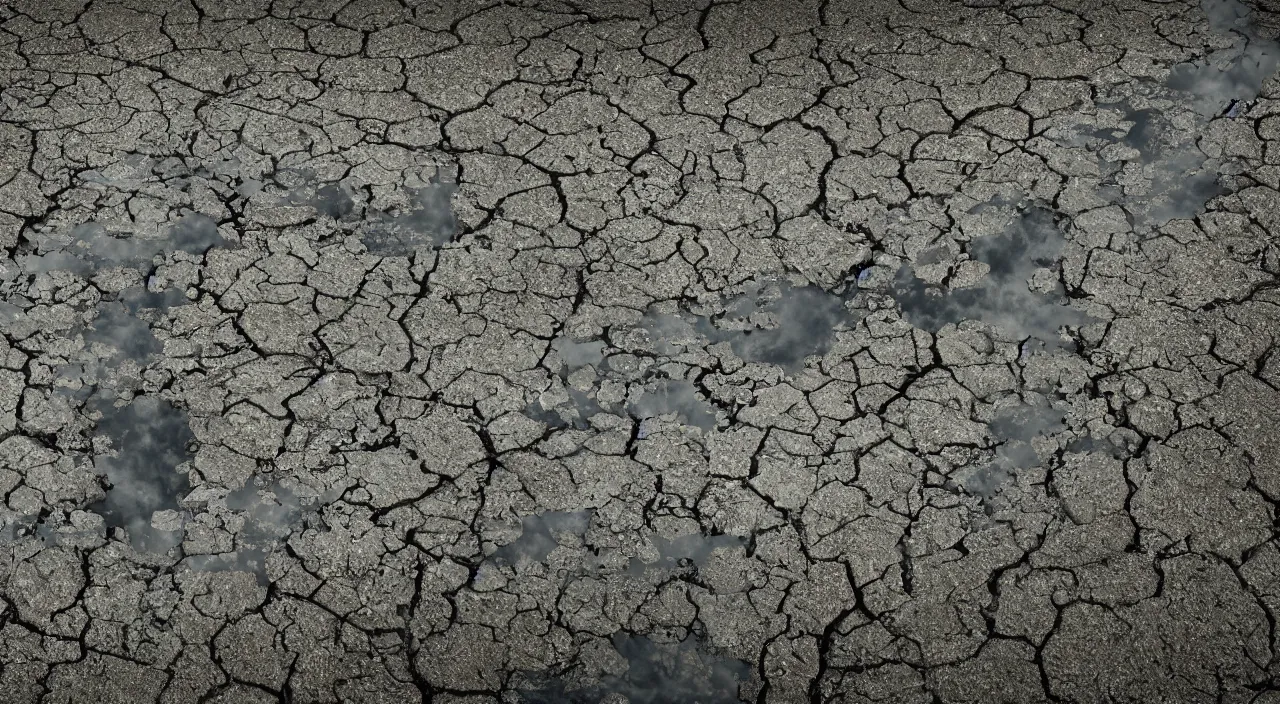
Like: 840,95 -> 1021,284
1,0 -> 1279,702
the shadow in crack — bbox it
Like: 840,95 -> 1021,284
890,205 -> 1094,346
518,633 -> 752,704
89,394 -> 195,554
360,166 -> 459,256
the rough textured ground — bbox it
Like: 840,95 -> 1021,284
1,0 -> 1279,702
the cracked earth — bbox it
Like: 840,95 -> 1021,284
0,0 -> 1279,701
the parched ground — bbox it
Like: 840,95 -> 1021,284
0,0 -> 1279,702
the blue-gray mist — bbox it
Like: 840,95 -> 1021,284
956,404 -> 1069,501
1088,0 -> 1280,229
536,277 -> 864,433
525,384 -> 614,431
90,394 -> 195,553
692,280 -> 859,375
85,302 -> 164,362
312,183 -> 357,220
23,214 -> 224,272
361,167 -> 459,256
627,532 -> 747,577
551,335 -> 606,369
167,213 -> 226,255
491,510 -> 594,568
890,205 -> 1093,346
627,378 -> 718,433
632,281 -> 859,375
56,283 -> 191,397
185,481 -> 333,583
